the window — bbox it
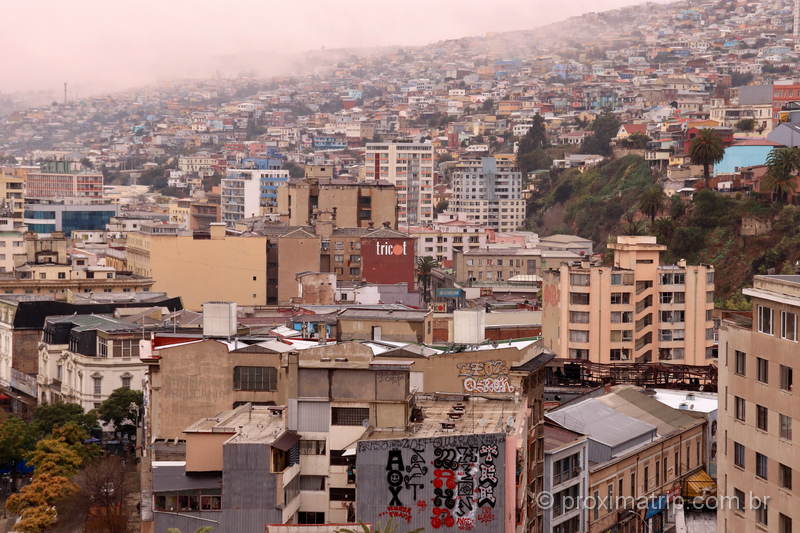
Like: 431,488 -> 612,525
611,311 -> 633,323
300,440 -> 326,455
569,330 -> 589,343
569,311 -> 589,324
569,348 -> 588,359
592,490 -> 599,520
779,513 -> 792,533
655,460 -> 660,486
644,466 -> 649,491
298,512 -> 325,525
330,450 -> 355,466
675,450 -> 680,476
611,273 -> 622,285
735,350 -> 746,375
284,476 -> 299,504
734,488 -> 745,513
611,292 -> 630,304
663,457 -> 668,481
233,366 -> 277,391
756,500 -> 769,526
93,376 -> 102,395
781,463 -> 793,490
757,405 -> 769,431
735,396 -> 745,421
299,475 -> 325,491
569,292 -> 590,305
781,365 -> 794,392
329,487 -> 356,501
781,414 -> 793,440
783,311 -> 798,341
610,348 -> 630,361
607,482 -> 614,510
630,472 -> 636,497
756,452 -> 768,479
98,337 -> 109,358
757,357 -> 769,383
332,407 -> 369,426
121,375 -> 132,389
758,305 -> 774,335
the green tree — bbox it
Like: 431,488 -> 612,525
285,161 -> 305,178
621,133 -> 650,149
434,200 -> 449,214
689,129 -> 725,189
580,113 -> 620,156
735,118 -> 755,132
98,387 -> 144,439
415,256 -> 439,304
32,402 -> 98,436
0,415 -> 37,481
669,194 -> 686,219
638,186 -> 666,223
516,115 -> 550,175
764,147 -> 800,204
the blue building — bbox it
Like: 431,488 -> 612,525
24,199 -> 119,236
714,141 -> 782,176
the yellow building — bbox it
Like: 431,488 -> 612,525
126,223 -> 269,310
542,235 -> 715,366
718,275 -> 800,533
168,199 -> 192,229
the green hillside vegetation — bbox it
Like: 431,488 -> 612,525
527,155 -> 800,305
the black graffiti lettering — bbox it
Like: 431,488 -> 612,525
433,448 -> 458,469
433,487 -> 455,509
386,449 -> 406,506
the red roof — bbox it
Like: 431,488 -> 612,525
622,124 -> 648,135
731,139 -> 783,147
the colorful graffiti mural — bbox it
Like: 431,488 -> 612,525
356,434 -> 505,532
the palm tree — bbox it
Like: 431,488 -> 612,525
689,129 -> 725,189
764,147 -> 800,204
416,256 -> 439,303
638,186 -> 666,224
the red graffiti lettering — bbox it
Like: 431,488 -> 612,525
457,516 -> 475,530
416,500 -> 427,509
379,506 -> 412,523
477,506 -> 496,523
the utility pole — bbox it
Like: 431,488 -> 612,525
63,82 -> 67,105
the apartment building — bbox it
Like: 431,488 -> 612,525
542,236 -> 715,366
454,247 -> 580,285
365,141 -> 434,225
718,275 -> 800,533
276,177 -> 397,229
543,423 -> 588,533
404,218 -> 489,264
178,153 -> 221,176
25,161 -> 103,199
449,157 -> 526,231
221,165 -> 289,226
0,172 -> 26,273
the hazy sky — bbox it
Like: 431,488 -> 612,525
1,0 -> 649,96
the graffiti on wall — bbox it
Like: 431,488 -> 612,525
457,360 -> 515,394
356,433 -> 505,532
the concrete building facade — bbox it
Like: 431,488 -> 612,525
365,141 -> 434,226
542,236 -> 716,366
449,157 -> 526,232
718,275 -> 800,533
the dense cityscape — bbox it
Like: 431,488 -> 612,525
1,0 -> 800,532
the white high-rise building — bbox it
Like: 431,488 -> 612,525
449,157 -> 526,231
364,141 -> 434,225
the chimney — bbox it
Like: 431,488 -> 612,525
209,222 -> 226,240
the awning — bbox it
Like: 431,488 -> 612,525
645,495 -> 668,519
271,431 -> 299,451
685,469 -> 716,499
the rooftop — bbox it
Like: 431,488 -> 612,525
365,393 -> 522,440
184,403 -> 292,445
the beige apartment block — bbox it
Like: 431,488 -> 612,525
542,236 -> 715,365
126,223 -> 269,310
718,275 -> 800,533
449,157 -> 527,231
